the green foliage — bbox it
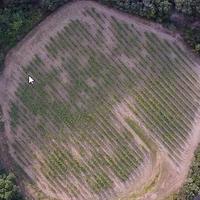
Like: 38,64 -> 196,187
18,85 -> 49,116
175,0 -> 200,17
125,118 -> 156,153
176,145 -> 200,200
86,171 -> 112,193
0,5 -> 42,71
51,101 -> 94,128
0,0 -> 71,72
183,27 -> 200,53
195,44 -> 200,53
16,71 -> 57,117
0,171 -> 21,200
0,121 -> 5,133
100,0 -> 173,21
40,0 -> 70,11
10,104 -> 19,128
100,0 -> 200,19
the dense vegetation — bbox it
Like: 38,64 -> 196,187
0,106 -> 4,133
0,0 -> 71,72
176,145 -> 200,200
100,0 -> 173,21
100,0 -> 200,20
183,27 -> 200,54
175,0 -> 200,17
0,165 -> 22,200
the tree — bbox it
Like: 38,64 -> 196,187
176,146 -> 200,200
175,0 -> 200,17
195,44 -> 200,53
0,172 -> 20,200
183,27 -> 200,54
40,0 -> 69,11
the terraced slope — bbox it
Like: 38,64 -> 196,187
1,1 -> 200,200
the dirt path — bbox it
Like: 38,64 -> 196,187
0,1 -> 200,200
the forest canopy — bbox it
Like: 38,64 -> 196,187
0,165 -> 22,200
176,145 -> 200,200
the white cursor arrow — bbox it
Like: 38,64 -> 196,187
28,76 -> 34,84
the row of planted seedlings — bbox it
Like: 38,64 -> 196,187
132,57 -> 195,157
62,19 -> 105,55
61,17 -> 131,60
126,90 -> 184,163
164,39 -> 199,72
79,45 -> 148,162
112,15 -> 197,105
59,48 -> 145,180
57,17 -> 124,62
9,12 -> 145,198
141,35 -> 199,118
133,80 -> 194,160
102,29 -> 191,158
104,48 -> 191,162
151,68 -> 198,128
55,16 -> 194,164
9,60 -> 82,194
10,110 -> 69,188
110,16 -> 142,49
104,17 -> 200,163
15,61 -> 63,137
52,21 -> 136,105
48,20 -> 89,58
41,143 -> 89,198
12,12 -> 197,197
84,12 -> 114,49
84,8 -> 106,31
9,58 -> 57,160
138,51 -> 196,130
88,55 -> 152,173
144,31 -> 200,100
33,128 -> 91,197
143,51 -> 199,120
59,45 -> 145,181
78,19 -> 173,162
148,31 -> 195,76
12,56 -> 134,195
18,50 -> 144,197
159,39 -> 199,91
109,18 -> 142,59
144,39 -> 198,126
85,7 -> 106,24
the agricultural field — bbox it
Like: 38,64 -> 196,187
1,1 -> 200,200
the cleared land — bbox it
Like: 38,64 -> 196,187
0,1 -> 200,200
